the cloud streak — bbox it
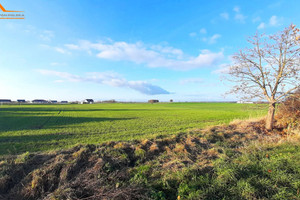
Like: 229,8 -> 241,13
64,40 -> 224,70
220,12 -> 229,20
202,34 -> 222,44
39,30 -> 55,41
37,69 -> 170,95
180,78 -> 204,85
40,44 -> 71,55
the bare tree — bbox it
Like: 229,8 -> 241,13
226,24 -> 300,130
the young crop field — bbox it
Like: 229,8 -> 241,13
0,103 -> 267,155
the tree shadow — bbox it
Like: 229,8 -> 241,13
0,132 -> 76,143
0,133 -> 80,155
0,116 -> 134,132
0,107 -> 163,113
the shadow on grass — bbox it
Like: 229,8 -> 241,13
0,133 -> 79,156
0,116 -> 135,132
0,107 -> 166,113
0,133 -> 77,143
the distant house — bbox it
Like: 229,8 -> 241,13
170,99 -> 173,103
148,99 -> 159,103
32,99 -> 48,104
17,99 -> 26,103
61,101 -> 68,104
237,101 -> 254,104
50,100 -> 58,104
0,99 -> 11,103
82,99 -> 94,104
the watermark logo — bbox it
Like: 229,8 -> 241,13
0,3 -> 24,19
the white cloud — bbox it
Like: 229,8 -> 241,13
180,78 -> 204,85
257,22 -> 266,29
220,12 -> 229,20
212,56 -> 235,74
38,70 -> 83,82
233,6 -> 240,13
212,64 -> 230,74
50,62 -> 67,66
257,16 -> 281,29
39,44 -> 50,49
64,44 -> 80,50
54,80 -> 64,83
269,15 -> 279,26
22,25 -> 55,42
64,40 -> 224,70
189,32 -> 197,37
190,28 -> 206,38
200,28 -> 207,34
252,16 -> 261,23
150,45 -> 183,58
40,45 -> 71,55
37,69 -> 170,95
233,6 -> 246,23
39,30 -> 54,41
268,2 -> 282,9
54,47 -> 71,55
202,34 -> 222,44
235,13 -> 246,23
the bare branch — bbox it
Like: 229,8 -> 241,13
225,24 -> 300,104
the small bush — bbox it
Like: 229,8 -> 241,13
276,89 -> 300,133
135,146 -> 146,159
130,164 -> 151,185
15,152 -> 31,164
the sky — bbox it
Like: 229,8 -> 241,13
0,0 -> 299,102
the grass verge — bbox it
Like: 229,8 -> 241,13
0,119 -> 299,200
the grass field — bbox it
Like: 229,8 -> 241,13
0,103 -> 267,155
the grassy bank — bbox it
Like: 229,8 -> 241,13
0,119 -> 299,200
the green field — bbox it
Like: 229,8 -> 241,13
0,103 -> 266,155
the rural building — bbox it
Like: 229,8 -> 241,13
237,101 -> 254,104
17,99 -> 26,103
50,100 -> 58,103
32,99 -> 48,104
82,99 -> 94,104
0,99 -> 11,103
61,101 -> 68,104
148,99 -> 159,103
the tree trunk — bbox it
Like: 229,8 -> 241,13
266,102 -> 276,130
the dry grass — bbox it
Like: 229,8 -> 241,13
113,142 -> 128,149
149,143 -> 159,152
0,112 -> 299,199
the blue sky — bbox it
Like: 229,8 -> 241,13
0,0 -> 299,102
